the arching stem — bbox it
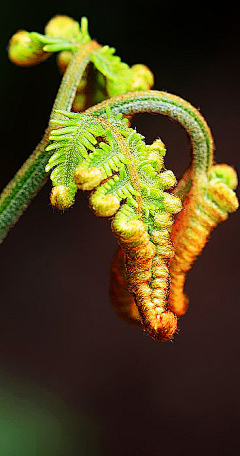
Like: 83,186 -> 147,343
86,90 -> 214,177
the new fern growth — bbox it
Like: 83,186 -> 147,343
0,14 -> 238,341
46,108 -> 182,339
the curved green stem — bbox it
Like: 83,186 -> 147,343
0,40 -> 99,243
86,90 -> 214,179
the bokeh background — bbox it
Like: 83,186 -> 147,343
0,1 -> 239,455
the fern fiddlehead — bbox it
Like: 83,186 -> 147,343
1,15 -> 238,341
46,108 -> 182,340
85,92 -> 238,325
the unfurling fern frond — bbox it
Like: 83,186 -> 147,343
90,46 -> 154,97
4,15 -> 239,344
8,16 -> 91,68
46,108 -> 182,340
90,45 -> 131,82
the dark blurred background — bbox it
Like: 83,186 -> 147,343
0,1 -> 239,455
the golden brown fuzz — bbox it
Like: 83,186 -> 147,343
112,217 -> 178,341
169,165 -> 239,316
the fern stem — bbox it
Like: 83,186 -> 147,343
51,41 -> 100,116
0,40 -> 99,243
86,90 -> 214,177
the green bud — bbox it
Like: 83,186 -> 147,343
45,15 -> 81,42
8,30 -> 50,67
50,185 -> 73,210
130,64 -> 154,91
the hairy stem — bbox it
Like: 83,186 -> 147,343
0,40 -> 99,243
86,90 -> 214,177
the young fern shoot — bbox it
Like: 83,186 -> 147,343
46,108 -> 182,340
0,14 -> 238,341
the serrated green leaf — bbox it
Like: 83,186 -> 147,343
46,113 -> 107,196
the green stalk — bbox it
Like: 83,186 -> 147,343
0,40 -> 99,243
86,90 -> 214,179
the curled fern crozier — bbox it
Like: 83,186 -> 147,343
46,108 -> 182,340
